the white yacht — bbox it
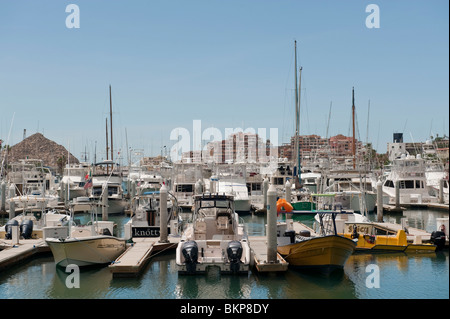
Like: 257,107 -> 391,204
88,160 -> 127,214
59,162 -> 90,200
176,193 -> 251,275
382,154 -> 438,205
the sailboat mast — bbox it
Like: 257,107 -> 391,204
109,85 -> 114,162
106,118 -> 109,161
293,40 -> 299,181
352,87 -> 356,169
298,66 -> 302,185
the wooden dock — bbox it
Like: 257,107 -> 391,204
0,239 -> 49,272
109,237 -> 179,277
249,236 -> 289,272
249,221 -> 317,273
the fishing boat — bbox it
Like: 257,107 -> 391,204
276,211 -> 357,275
0,208 -> 72,240
124,187 -> 182,239
339,219 -> 436,253
46,202 -> 126,267
176,193 -> 251,275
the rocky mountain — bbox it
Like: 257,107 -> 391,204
6,133 -> 79,170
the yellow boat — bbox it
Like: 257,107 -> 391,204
342,222 -> 436,253
277,212 -> 357,274
277,234 -> 357,274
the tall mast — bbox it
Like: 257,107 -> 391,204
109,85 -> 114,162
293,41 -> 299,181
352,87 -> 356,169
106,118 -> 109,174
106,118 -> 109,161
298,66 -> 302,186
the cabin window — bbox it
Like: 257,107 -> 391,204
176,184 -> 193,193
384,180 -> 394,188
400,180 -> 414,189
274,177 -> 284,185
108,187 -> 118,195
415,180 -> 422,189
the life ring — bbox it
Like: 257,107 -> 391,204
276,198 -> 293,213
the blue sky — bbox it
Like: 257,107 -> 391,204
0,0 -> 448,163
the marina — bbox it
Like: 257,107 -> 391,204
0,1 -> 448,306
0,208 -> 448,300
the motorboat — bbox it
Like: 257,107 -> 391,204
59,162 -> 90,200
46,202 -> 126,267
382,154 -> 438,205
0,208 -> 72,240
277,211 -> 357,275
176,193 -> 251,275
88,160 -> 127,214
124,188 -> 182,240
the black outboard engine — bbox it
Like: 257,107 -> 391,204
430,231 -> 446,250
20,220 -> 33,239
101,228 -> 112,236
182,241 -> 198,274
5,220 -> 19,239
227,241 -> 243,274
284,230 -> 296,244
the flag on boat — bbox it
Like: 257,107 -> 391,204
84,171 -> 93,189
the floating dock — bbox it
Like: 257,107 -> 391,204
109,237 -> 179,277
249,236 -> 289,272
0,239 -> 49,272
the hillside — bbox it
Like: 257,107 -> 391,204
7,133 -> 79,169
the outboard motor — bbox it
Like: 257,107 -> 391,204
101,228 -> 112,236
182,241 -> 198,274
5,220 -> 19,239
299,230 -> 311,237
284,230 -> 296,244
430,231 -> 446,250
227,241 -> 243,274
20,220 -> 33,239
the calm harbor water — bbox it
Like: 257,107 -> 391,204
0,209 -> 448,299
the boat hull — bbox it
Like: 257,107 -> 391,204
277,235 -> 356,274
46,236 -> 126,267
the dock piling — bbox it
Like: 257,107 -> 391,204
102,183 -> 108,221
285,180 -> 291,203
159,184 -> 168,243
377,180 -> 383,222
267,184 -> 277,263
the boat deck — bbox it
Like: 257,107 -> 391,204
109,237 -> 179,277
0,239 -> 49,271
372,222 -> 432,243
